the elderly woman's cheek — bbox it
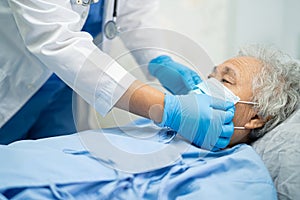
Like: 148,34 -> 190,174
232,104 -> 253,127
230,105 -> 253,146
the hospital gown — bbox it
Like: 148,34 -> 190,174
0,122 -> 277,200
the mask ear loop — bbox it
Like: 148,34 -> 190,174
234,101 -> 258,130
234,127 -> 246,130
237,100 -> 258,105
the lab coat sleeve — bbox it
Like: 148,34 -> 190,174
116,0 -> 164,79
8,0 -> 136,116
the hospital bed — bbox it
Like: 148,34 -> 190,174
0,107 -> 299,199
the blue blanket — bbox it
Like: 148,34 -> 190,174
0,124 -> 276,199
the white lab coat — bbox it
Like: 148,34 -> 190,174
0,0 -> 159,128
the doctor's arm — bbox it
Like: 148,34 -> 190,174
115,79 -> 235,151
8,0 -> 136,116
115,80 -> 164,123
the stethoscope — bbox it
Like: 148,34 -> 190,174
103,0 -> 119,40
75,0 -> 119,40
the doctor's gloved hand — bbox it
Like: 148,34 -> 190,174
158,93 -> 235,151
148,55 -> 201,95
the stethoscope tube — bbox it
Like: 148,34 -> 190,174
113,0 -> 118,19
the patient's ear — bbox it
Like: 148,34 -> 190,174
244,115 -> 266,129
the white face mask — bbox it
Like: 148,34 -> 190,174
190,78 -> 258,130
191,78 -> 240,103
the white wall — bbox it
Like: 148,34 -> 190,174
229,0 -> 300,59
157,0 -> 231,65
158,0 -> 300,62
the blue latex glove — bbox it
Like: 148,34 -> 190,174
159,93 -> 235,151
149,55 -> 202,95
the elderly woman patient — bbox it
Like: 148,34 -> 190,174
210,45 -> 299,146
0,45 -> 299,200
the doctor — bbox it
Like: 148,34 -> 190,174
0,0 -> 234,151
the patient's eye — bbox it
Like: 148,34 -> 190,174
221,78 -> 231,84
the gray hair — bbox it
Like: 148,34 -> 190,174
238,44 -> 300,140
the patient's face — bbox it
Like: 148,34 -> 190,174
208,56 -> 263,146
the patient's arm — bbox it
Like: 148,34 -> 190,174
115,80 -> 164,123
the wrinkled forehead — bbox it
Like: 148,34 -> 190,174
217,56 -> 262,75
